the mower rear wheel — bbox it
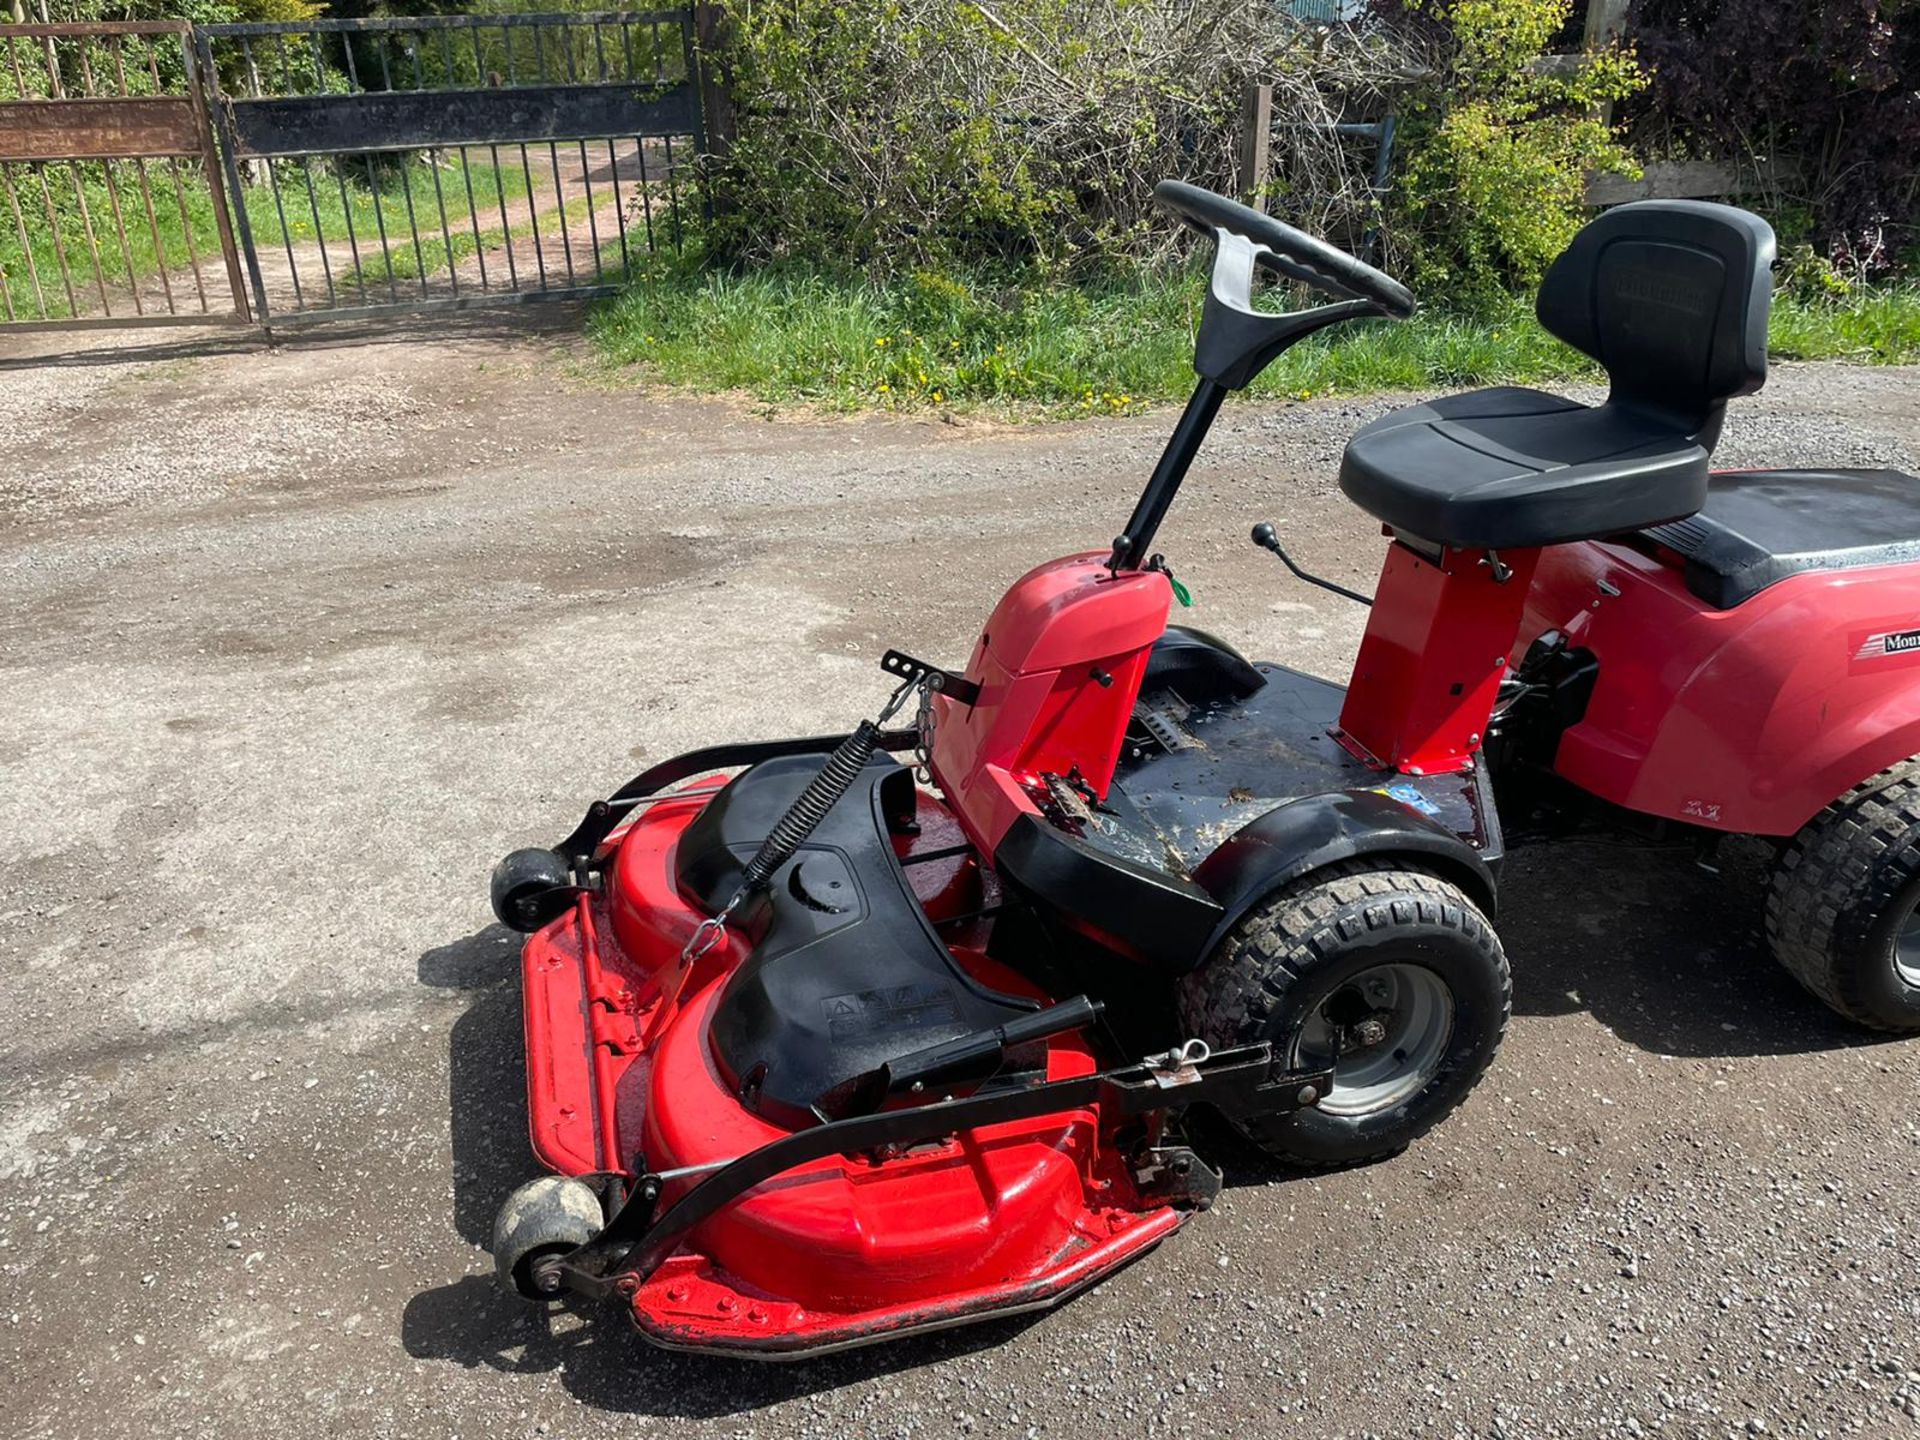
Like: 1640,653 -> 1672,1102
1766,765 -> 1920,1033
1178,860 -> 1509,1169
491,1176 -> 605,1300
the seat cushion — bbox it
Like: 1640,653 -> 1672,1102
1338,387 -> 1709,550
1642,468 -> 1920,608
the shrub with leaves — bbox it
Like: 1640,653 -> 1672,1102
708,0 -> 1412,274
1627,0 -> 1920,276
1387,0 -> 1645,297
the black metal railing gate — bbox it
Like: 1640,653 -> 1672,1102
197,10 -> 701,327
0,10 -> 704,338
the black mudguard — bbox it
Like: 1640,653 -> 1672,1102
994,814 -> 1224,970
1190,788 -> 1499,957
1144,624 -> 1265,703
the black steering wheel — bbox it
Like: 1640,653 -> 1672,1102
1154,179 -> 1415,319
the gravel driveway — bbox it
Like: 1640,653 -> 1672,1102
2,320 -> 1918,1440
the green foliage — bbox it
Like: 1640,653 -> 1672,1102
1391,0 -> 1646,296
231,0 -> 328,21
1769,284 -> 1920,362
1776,243 -> 1857,303
590,256 -> 1592,412
15,0 -> 319,28
708,0 -> 1283,273
1630,0 -> 1920,274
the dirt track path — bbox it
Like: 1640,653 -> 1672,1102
244,141 -> 677,319
2,330 -> 1918,1439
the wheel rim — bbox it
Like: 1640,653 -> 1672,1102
1292,963 -> 1455,1118
1895,904 -> 1920,988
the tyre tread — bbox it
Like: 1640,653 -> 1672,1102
1177,860 -> 1510,1169
1766,760 -> 1920,1032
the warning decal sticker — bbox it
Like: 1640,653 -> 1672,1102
820,983 -> 958,1041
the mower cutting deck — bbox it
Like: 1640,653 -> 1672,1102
499,741 -> 1333,1353
484,180 -> 1920,1359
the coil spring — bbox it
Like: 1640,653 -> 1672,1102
738,720 -> 881,892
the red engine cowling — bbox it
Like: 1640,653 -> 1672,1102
930,551 -> 1172,854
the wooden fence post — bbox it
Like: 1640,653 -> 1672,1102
1583,0 -> 1629,47
1583,0 -> 1629,125
1238,81 -> 1273,212
693,3 -> 736,165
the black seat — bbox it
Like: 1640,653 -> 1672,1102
1642,468 -> 1920,608
1339,201 -> 1776,550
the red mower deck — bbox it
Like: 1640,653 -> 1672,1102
520,790 -> 1189,1354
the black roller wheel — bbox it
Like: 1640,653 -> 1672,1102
1178,860 -> 1510,1169
1766,764 -> 1920,1033
490,847 -> 575,933
491,1175 -> 605,1299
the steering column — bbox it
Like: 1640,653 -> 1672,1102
1108,181 -> 1417,572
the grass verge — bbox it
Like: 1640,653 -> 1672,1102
589,257 -> 1920,415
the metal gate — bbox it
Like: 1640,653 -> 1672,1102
0,20 -> 251,332
196,11 -> 701,327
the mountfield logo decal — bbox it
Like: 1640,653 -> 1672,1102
1854,627 -> 1920,661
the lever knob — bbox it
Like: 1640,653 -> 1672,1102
1251,521 -> 1279,551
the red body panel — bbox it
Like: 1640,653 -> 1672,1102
932,552 -> 1171,853
1338,542 -> 1541,773
519,784 -> 1182,1354
1521,540 -> 1920,835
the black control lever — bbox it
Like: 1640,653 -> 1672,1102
1251,521 -> 1373,608
811,995 -> 1105,1122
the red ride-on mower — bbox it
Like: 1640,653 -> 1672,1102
484,181 -> 1920,1357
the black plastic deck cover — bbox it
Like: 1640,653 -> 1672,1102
1640,468 -> 1920,608
681,755 -> 1036,1130
1110,663 -> 1497,875
1008,657 -> 1501,972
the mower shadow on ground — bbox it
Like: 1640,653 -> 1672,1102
413,924 -> 535,1249
399,1271 -> 1048,1415
1493,836 -> 1872,1060
401,923 -> 1051,1416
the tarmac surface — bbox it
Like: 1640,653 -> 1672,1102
3,319 -> 1918,1438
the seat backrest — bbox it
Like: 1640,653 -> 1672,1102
1536,200 -> 1775,433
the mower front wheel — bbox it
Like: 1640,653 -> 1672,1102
490,848 -> 575,934
491,1176 -> 605,1300
1767,766 -> 1920,1033
1178,861 -> 1509,1169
